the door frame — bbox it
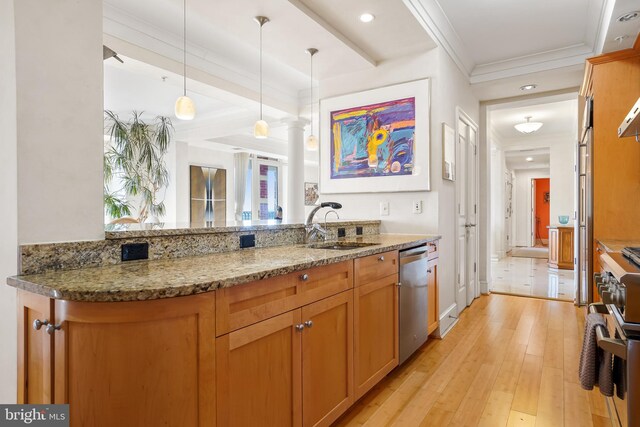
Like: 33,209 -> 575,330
455,107 -> 480,312
250,156 -> 284,220
531,178 -> 536,247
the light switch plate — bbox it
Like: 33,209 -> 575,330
380,201 -> 390,216
413,200 -> 423,214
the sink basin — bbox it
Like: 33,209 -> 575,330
307,242 -> 378,250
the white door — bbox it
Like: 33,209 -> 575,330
531,179 -> 536,247
456,111 -> 479,311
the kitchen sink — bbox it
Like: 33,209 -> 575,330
307,241 -> 378,250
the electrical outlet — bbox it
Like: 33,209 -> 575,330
239,234 -> 256,248
121,243 -> 149,262
338,228 -> 346,238
380,202 -> 390,216
356,226 -> 363,235
413,200 -> 423,214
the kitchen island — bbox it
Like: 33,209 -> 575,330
8,233 -> 440,427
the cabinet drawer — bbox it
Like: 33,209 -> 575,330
296,260 -> 354,307
427,241 -> 439,260
216,274 -> 298,336
216,260 -> 353,336
355,250 -> 398,287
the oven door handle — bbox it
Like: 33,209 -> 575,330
588,304 -> 627,360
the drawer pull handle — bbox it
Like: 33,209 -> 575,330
378,256 -> 385,262
46,324 -> 61,335
304,320 -> 313,328
295,324 -> 305,331
32,319 -> 49,331
300,274 -> 309,281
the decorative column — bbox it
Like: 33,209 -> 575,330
285,119 -> 309,222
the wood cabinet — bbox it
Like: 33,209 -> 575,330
217,290 -> 354,427
427,258 -> 439,335
18,291 -> 216,427
354,250 -> 398,286
354,274 -> 398,399
548,226 -> 574,270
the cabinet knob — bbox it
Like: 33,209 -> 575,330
46,323 -> 61,335
378,256 -> 385,262
427,268 -> 432,273
300,274 -> 309,282
32,319 -> 49,331
295,324 -> 305,331
304,320 -> 313,328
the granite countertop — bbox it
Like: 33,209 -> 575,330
7,234 -> 440,302
597,239 -> 640,253
105,219 -> 381,239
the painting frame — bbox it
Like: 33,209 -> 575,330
442,122 -> 455,181
319,79 -> 430,194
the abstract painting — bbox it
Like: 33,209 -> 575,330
330,97 -> 415,179
319,79 -> 430,194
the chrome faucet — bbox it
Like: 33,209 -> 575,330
305,202 -> 342,243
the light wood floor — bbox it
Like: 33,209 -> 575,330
335,294 -> 611,427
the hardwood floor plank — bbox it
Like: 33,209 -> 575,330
478,390 -> 513,427
511,354 -> 544,415
535,366 -> 564,427
335,295 -> 610,427
506,410 -> 536,427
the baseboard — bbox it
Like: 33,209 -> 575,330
435,303 -> 458,338
480,280 -> 489,294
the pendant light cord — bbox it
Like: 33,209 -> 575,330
259,23 -> 263,120
310,53 -> 313,135
183,0 -> 187,97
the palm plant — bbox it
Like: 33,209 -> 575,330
104,111 -> 173,223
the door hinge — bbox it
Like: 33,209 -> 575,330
474,145 -> 477,155
458,204 -> 461,214
474,204 -> 477,214
458,273 -> 461,283
474,262 -> 476,273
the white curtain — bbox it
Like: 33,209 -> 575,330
234,153 -> 250,221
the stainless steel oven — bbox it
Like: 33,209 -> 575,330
592,251 -> 640,427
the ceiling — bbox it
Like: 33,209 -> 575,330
490,99 -> 579,141
505,149 -> 550,171
103,0 -> 639,155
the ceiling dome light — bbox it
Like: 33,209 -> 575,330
617,11 -> 639,22
525,157 -> 534,162
520,84 -> 537,91
306,135 -> 318,151
514,116 -> 543,134
254,119 -> 269,139
360,13 -> 375,23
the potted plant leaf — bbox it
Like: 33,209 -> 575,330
104,111 -> 173,224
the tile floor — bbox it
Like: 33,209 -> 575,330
491,256 -> 575,301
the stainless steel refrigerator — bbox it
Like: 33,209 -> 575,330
576,96 -> 593,305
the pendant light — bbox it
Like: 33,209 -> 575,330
254,16 -> 270,139
175,0 -> 195,120
306,48 -> 319,151
514,116 -> 543,134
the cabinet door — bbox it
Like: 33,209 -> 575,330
301,291 -> 354,427
53,294 -> 215,427
17,291 -> 54,404
559,228 -> 575,268
427,259 -> 439,335
549,229 -> 559,265
354,275 -> 398,399
217,309 -> 302,427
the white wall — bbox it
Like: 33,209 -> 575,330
513,168 -> 550,247
550,139 -> 575,224
15,0 -> 104,244
0,0 -> 18,403
315,47 -> 479,332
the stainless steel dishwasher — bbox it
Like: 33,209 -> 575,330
398,244 -> 430,365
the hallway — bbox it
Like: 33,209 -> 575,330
491,256 -> 575,301
335,294 -> 610,426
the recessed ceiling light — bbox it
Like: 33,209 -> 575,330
360,13 -> 375,23
526,157 -> 534,162
617,11 -> 639,22
520,84 -> 537,91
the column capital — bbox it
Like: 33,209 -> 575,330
281,117 -> 310,129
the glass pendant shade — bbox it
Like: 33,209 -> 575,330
306,134 -> 318,151
514,116 -> 543,134
175,96 -> 196,121
254,119 -> 269,139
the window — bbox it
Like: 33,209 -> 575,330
242,157 -> 282,221
190,166 -> 226,224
